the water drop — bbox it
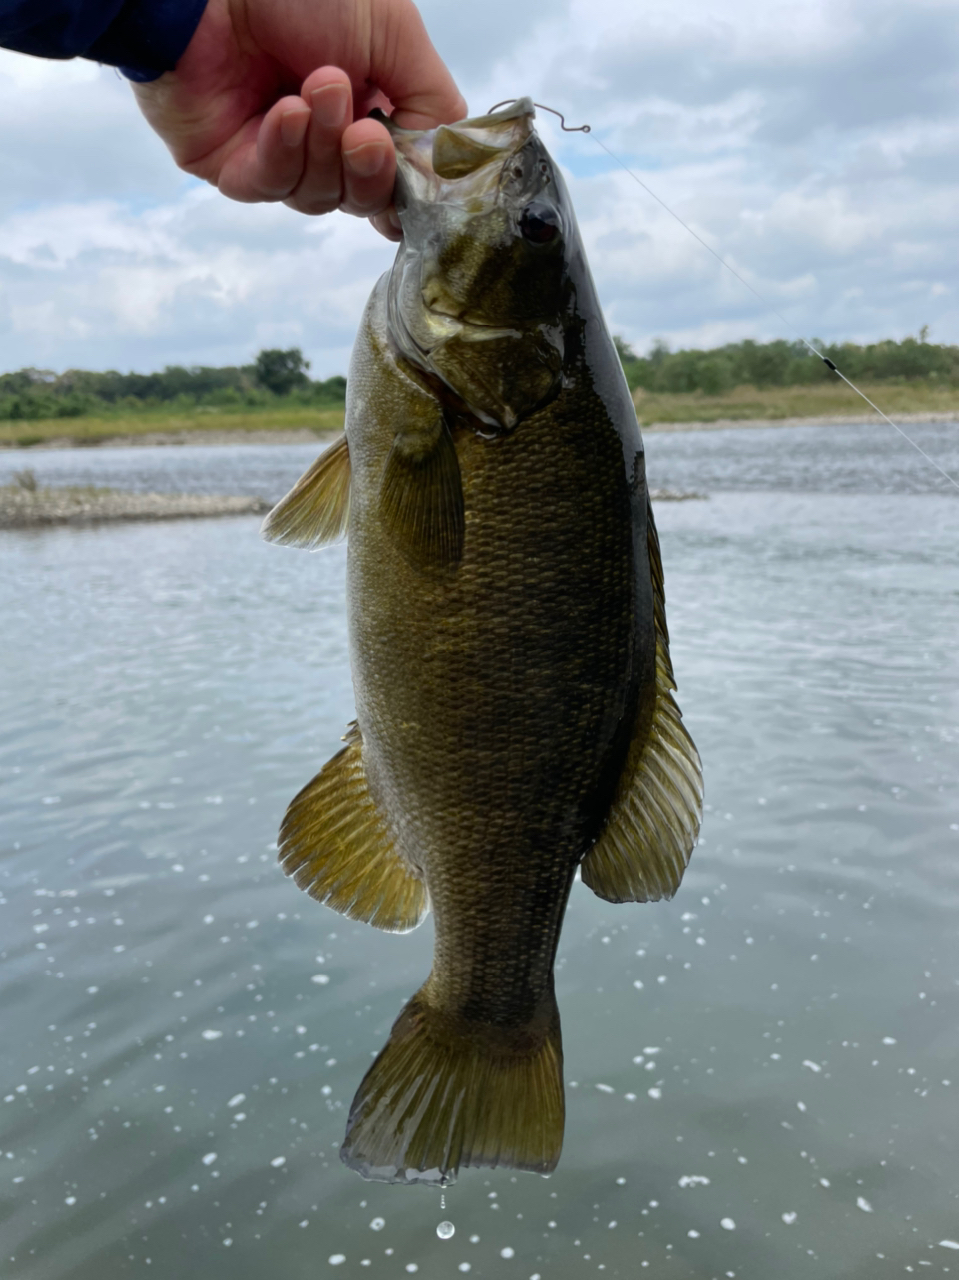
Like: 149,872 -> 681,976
437,1221 -> 455,1240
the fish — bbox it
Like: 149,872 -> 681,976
261,98 -> 703,1186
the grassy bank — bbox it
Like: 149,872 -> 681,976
634,379 -> 959,426
0,406 -> 345,448
2,383 -> 957,448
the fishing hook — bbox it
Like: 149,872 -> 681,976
486,100 -> 591,132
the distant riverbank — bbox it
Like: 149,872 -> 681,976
3,379 -> 957,449
3,411 -> 955,452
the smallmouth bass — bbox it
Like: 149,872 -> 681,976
263,99 -> 702,1185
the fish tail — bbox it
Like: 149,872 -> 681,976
340,984 -> 565,1185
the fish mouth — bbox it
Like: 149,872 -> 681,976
422,294 -> 519,336
373,98 -> 536,207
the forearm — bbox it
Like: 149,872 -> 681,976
0,0 -> 208,81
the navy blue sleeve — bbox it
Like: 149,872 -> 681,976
0,0 -> 208,82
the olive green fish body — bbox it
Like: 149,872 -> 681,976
263,100 -> 702,1185
348,281 -> 652,1026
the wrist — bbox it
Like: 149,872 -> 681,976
86,0 -> 210,81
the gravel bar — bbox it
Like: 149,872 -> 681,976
0,486 -> 271,529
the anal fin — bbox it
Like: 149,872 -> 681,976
279,723 -> 428,933
261,432 -> 351,549
581,497 -> 703,903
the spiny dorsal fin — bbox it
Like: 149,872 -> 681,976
581,496 -> 703,903
261,433 -> 351,549
278,723 -> 429,933
379,421 -> 464,571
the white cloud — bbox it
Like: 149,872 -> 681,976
1,0 -> 958,376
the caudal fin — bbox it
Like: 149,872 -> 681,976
340,987 -> 565,1185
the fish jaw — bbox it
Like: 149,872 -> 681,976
379,99 -> 571,431
382,98 -> 538,215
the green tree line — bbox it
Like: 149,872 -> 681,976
3,335 -> 958,422
0,348 -> 346,421
615,331 -> 959,396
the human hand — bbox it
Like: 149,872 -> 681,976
132,0 -> 466,238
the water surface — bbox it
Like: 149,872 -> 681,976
2,426 -> 958,1279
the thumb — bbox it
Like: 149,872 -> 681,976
369,0 -> 467,129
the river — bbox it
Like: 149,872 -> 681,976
2,420 -> 958,1278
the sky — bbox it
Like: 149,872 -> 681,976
1,0 -> 957,377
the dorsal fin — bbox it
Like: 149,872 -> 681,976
279,723 -> 429,933
580,496 -> 703,903
261,433 -> 351,549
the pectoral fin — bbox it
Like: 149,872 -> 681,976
261,433 -> 351,549
581,497 -> 703,903
380,420 -> 464,570
278,723 -> 429,933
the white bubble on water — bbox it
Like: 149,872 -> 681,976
328,1255 -> 345,1266
882,1037 -> 897,1045
311,974 -> 330,985
201,1153 -> 217,1166
782,1211 -> 797,1224
500,1247 -> 515,1258
227,1094 -> 245,1108
720,1217 -> 736,1230
458,1266 -> 471,1274
201,1030 -> 222,1041
270,1156 -> 286,1168
939,1240 -> 959,1250
437,1221 -> 455,1240
369,1217 -> 385,1231
856,1197 -> 873,1213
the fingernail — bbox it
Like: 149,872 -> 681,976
280,108 -> 310,148
311,83 -> 349,130
344,142 -> 387,179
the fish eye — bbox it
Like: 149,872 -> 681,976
519,201 -> 560,245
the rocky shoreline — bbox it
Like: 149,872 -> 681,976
0,485 -> 270,530
0,482 -> 702,531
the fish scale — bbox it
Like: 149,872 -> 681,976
263,98 -> 703,1184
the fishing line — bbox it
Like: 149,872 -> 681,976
487,98 -> 959,493
588,135 -> 959,494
